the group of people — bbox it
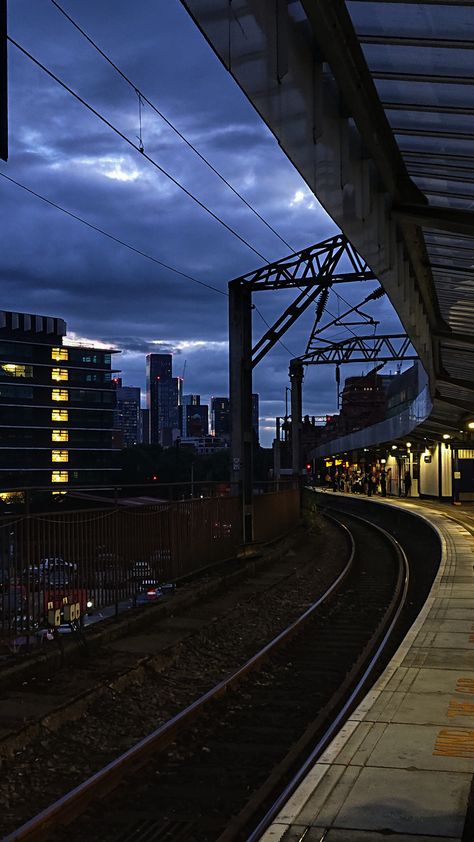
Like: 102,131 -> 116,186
324,466 -> 412,497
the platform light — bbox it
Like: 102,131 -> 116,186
381,458 -> 386,464
442,434 -> 451,440
391,445 -> 397,450
406,442 -> 412,448
468,422 -> 474,430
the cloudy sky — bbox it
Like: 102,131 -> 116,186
1,0 -> 404,445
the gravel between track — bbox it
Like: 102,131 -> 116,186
0,515 -> 348,836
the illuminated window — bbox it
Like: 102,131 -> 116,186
0,363 -> 33,378
51,347 -> 68,361
52,429 -> 68,442
52,471 -> 68,483
52,450 -> 68,463
52,389 -> 68,402
51,408 -> 68,422
52,368 -> 68,382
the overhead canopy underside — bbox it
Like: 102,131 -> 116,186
181,0 -> 474,436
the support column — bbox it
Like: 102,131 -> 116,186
0,0 -> 6,162
229,279 -> 253,543
290,359 -> 304,478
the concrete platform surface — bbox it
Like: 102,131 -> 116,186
260,496 -> 474,842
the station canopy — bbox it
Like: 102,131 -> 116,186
182,0 -> 474,437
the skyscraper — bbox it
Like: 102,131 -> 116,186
145,354 -> 183,446
146,353 -> 172,445
114,383 -> 141,448
180,395 -> 208,438
211,397 -> 230,442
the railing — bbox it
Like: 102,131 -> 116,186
0,480 -> 301,650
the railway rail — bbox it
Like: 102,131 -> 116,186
6,511 -> 409,842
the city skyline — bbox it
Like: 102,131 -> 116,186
1,0 -> 405,447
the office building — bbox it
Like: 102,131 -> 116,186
146,353 -> 182,446
180,394 -> 208,438
140,408 -> 150,445
146,353 -> 172,444
0,309 -> 120,488
211,397 -> 230,442
114,382 -> 141,448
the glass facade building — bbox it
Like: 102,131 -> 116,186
0,310 -> 120,488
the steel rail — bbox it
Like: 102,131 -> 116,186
245,507 -> 410,842
5,515 -> 355,842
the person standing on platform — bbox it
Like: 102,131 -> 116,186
404,469 -> 412,497
380,468 -> 387,497
386,467 -> 392,496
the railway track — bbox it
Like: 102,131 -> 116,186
5,511 -> 409,842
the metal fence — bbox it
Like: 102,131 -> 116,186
0,481 -> 301,649
252,486 -> 301,543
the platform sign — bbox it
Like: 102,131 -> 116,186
454,471 -> 461,479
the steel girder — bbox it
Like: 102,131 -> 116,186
298,334 -> 417,366
236,234 -> 375,368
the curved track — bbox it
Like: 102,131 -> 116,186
5,511 -> 408,842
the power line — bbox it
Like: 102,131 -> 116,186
8,36 -> 272,265
0,171 -> 227,296
50,0 -> 296,254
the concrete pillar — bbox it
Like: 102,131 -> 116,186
229,279 -> 253,543
290,359 -> 304,477
274,417 -> 281,488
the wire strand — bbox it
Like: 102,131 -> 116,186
50,0 -> 296,254
8,36 -> 271,265
0,171 -> 227,296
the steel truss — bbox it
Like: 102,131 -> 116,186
245,234 -> 375,368
229,233 -> 375,542
299,334 -> 417,366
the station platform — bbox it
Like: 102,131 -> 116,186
261,495 -> 474,842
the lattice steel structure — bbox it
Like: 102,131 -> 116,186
229,233 -> 375,542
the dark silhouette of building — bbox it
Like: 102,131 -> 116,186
180,394 -> 208,438
146,353 -> 182,446
211,397 -> 230,442
0,309 -> 120,488
114,381 -> 141,448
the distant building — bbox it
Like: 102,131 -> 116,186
114,382 -> 141,448
252,393 -> 259,444
179,435 -> 229,455
211,397 -> 230,442
0,309 -> 120,489
146,353 -> 182,446
157,376 -> 182,446
140,408 -> 150,445
180,394 -> 208,438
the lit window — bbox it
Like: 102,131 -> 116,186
52,450 -> 68,463
52,471 -> 68,483
51,347 -> 68,361
52,429 -> 68,442
52,389 -> 68,402
51,408 -> 68,422
52,368 -> 68,381
0,363 -> 33,378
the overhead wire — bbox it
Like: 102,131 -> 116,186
50,0 -> 296,255
7,35 -> 271,265
45,0 -> 372,351
0,171 -> 227,296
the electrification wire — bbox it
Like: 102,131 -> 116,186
0,171 -> 226,296
44,6 -> 374,349
50,0 -> 296,255
8,36 -> 271,265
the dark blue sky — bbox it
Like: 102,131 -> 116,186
1,0 -> 403,445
